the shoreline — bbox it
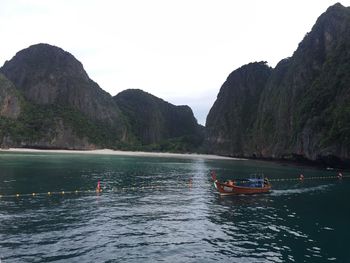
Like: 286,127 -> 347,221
0,148 -> 244,161
1,148 -> 348,169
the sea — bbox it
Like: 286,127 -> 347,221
0,152 -> 349,262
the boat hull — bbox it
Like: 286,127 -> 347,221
214,181 -> 271,196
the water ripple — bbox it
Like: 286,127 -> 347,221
0,155 -> 349,262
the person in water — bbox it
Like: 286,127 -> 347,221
96,180 -> 102,192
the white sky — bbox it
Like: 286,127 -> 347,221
1,0 -> 349,124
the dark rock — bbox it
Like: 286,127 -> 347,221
16,119 -> 96,150
205,62 -> 272,156
0,73 -> 21,119
0,43 -> 126,128
0,44 -> 132,149
114,89 -> 203,149
206,3 -> 350,164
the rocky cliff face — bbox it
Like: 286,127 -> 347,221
206,3 -> 350,163
0,44 -> 126,128
0,44 -> 202,151
206,62 -> 272,156
0,44 -> 130,149
114,89 -> 203,151
0,74 -> 21,119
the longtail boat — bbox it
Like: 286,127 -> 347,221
211,171 -> 271,196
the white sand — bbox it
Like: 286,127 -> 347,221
0,148 -> 244,161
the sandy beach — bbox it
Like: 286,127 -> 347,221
0,148 -> 243,161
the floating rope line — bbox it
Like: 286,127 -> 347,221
268,174 -> 350,182
0,190 -> 93,199
0,183 -> 193,199
0,175 -> 348,199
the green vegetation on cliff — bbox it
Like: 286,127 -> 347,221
206,62 -> 272,156
0,45 -> 202,152
0,102 -> 128,149
0,43 -> 128,136
206,3 -> 350,164
2,3 -> 350,161
115,89 -> 204,152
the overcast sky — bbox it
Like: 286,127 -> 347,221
1,0 -> 349,124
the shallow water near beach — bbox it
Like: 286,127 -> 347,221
0,152 -> 349,262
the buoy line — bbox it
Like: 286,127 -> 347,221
0,174 -> 348,199
268,174 -> 349,182
0,183 -> 193,199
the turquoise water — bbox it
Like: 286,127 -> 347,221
0,152 -> 349,262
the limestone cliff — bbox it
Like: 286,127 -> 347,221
206,3 -> 350,164
0,43 -> 126,129
114,89 -> 203,151
255,3 -> 350,161
0,73 -> 21,119
0,44 -> 129,149
0,44 -> 202,151
206,62 -> 272,155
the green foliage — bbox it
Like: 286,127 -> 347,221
140,135 -> 204,153
0,102 -> 125,148
325,104 -> 350,146
0,99 -> 202,152
114,89 -> 203,152
294,28 -> 350,150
